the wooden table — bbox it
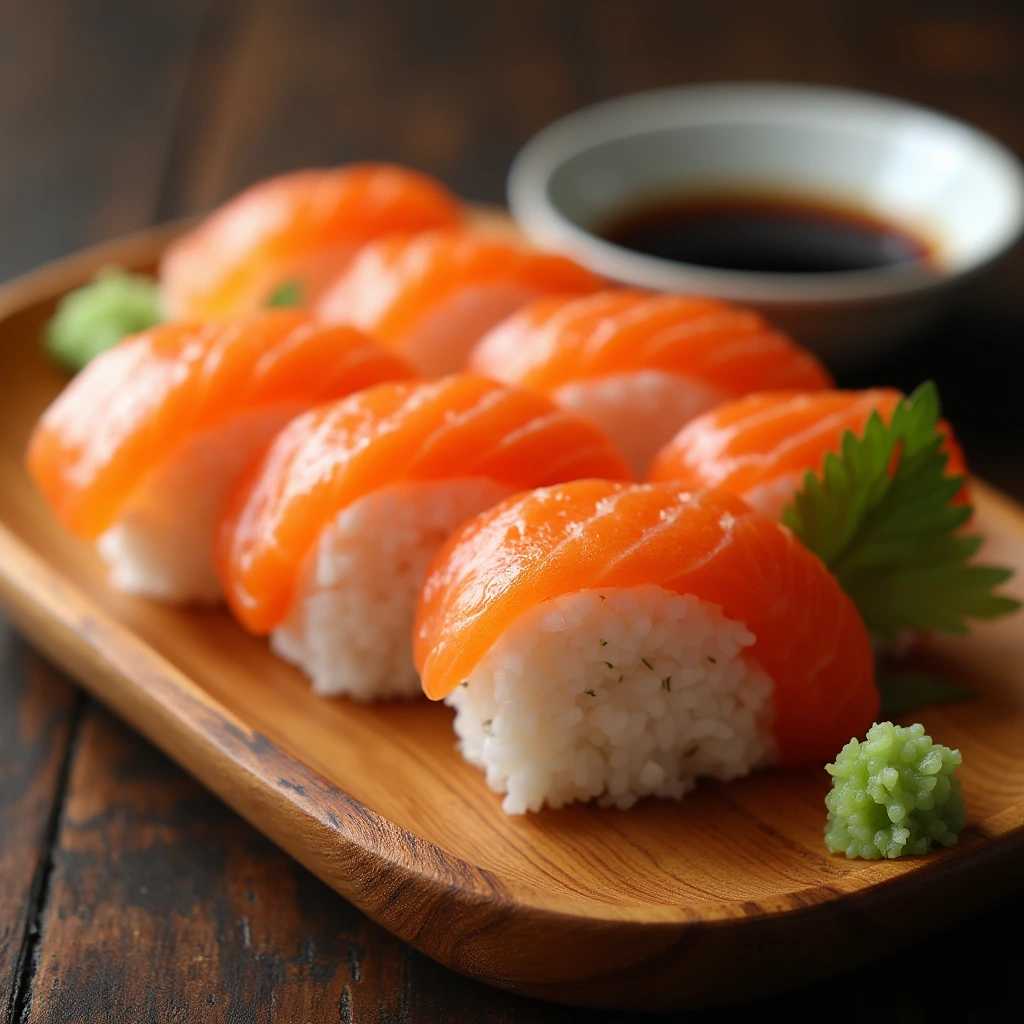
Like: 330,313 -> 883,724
2,1 -> 1023,1019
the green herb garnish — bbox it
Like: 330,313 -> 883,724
640,657 -> 653,670
46,267 -> 162,371
783,382 -> 1019,638
266,279 -> 304,307
583,689 -> 596,697
661,677 -> 672,692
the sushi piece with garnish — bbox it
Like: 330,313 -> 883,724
26,311 -> 414,601
315,230 -> 605,375
413,480 -> 878,814
648,387 -> 968,518
214,375 -> 633,700
649,384 -> 1018,641
467,289 -> 831,474
161,164 -> 462,319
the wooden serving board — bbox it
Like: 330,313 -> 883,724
1,224 -> 1024,1013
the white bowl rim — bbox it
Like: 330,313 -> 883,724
508,82 -> 1024,305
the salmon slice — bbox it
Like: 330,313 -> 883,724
216,375 -> 634,636
161,164 -> 462,319
315,231 -> 606,375
648,389 -> 969,518
467,289 -> 831,474
26,311 -> 414,600
415,480 -> 877,766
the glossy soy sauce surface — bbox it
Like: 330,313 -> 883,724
601,192 -> 935,274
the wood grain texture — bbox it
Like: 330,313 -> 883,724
2,229 -> 1024,1011
0,631 -> 79,1022
24,702 -> 378,1023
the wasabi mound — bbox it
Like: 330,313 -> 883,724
825,721 -> 966,859
46,267 -> 161,371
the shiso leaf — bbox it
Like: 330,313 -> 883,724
824,721 -> 966,859
265,279 -> 304,307
782,382 -> 1020,638
46,267 -> 162,372
877,670 -> 974,719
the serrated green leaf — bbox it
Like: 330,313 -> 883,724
782,382 -> 1021,637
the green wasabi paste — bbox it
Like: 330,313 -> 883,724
825,721 -> 966,859
46,267 -> 162,371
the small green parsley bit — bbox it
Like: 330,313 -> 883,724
783,382 -> 1020,638
46,267 -> 162,371
265,279 -> 304,307
825,721 -> 966,860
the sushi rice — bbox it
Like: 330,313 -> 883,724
271,478 -> 510,699
97,405 -> 302,601
448,586 -> 775,814
553,371 -> 726,477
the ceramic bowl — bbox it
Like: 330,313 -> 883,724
508,83 -> 1024,364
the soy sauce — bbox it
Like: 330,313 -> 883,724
601,193 -> 935,274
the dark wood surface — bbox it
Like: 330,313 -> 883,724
1,0 -> 1022,1019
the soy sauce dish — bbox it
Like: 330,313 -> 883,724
508,83 -> 1024,362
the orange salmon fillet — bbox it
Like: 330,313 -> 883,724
161,164 -> 462,319
414,480 -> 877,766
648,389 -> 969,513
26,310 -> 415,538
315,230 -> 605,373
468,289 -> 831,394
215,375 -> 634,634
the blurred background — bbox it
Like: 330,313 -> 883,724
1,2 -> 1022,1021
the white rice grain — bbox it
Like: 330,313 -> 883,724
554,371 -> 726,476
271,478 -> 511,699
97,405 -> 303,601
446,586 -> 775,814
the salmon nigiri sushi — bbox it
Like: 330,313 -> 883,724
415,480 -> 876,814
316,230 -> 605,375
215,375 -> 633,700
648,388 -> 969,518
161,164 -> 462,319
27,311 -> 414,601
467,290 -> 832,476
